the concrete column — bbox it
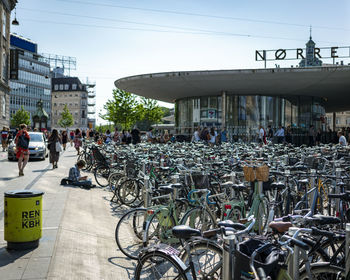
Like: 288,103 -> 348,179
333,112 -> 336,131
221,91 -> 226,129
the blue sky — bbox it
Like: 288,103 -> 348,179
12,0 -> 350,124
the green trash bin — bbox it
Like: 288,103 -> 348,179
4,190 -> 44,250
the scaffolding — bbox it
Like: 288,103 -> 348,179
40,53 -> 77,76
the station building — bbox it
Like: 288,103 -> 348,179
115,38 -> 350,144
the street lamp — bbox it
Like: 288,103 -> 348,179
12,8 -> 19,26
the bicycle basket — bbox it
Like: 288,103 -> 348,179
185,172 -> 209,189
243,166 -> 256,182
255,165 -> 269,182
233,238 -> 282,280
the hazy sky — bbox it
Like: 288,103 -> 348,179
12,0 -> 350,124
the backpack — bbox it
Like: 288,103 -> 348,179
17,134 -> 29,149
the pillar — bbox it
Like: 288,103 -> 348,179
221,91 -> 226,129
333,112 -> 336,131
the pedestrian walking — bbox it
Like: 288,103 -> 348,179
69,130 -> 74,146
209,127 -> 218,146
61,130 -> 68,151
192,127 -> 201,142
1,126 -> 9,151
74,128 -> 82,155
15,124 -> 30,176
105,129 -> 112,144
48,129 -> 62,169
338,131 -> 347,146
131,126 -> 140,144
274,125 -> 285,144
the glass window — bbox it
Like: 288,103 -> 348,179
54,84 -> 58,91
2,10 -> 6,39
72,84 -> 77,90
59,84 -> 63,90
64,84 -> 69,90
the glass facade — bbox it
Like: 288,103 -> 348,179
10,51 -> 51,128
176,94 -> 326,144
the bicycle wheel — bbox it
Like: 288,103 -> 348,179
255,197 -> 269,234
299,262 -> 344,279
144,210 -> 177,247
94,164 -> 110,187
180,240 -> 222,279
180,207 -> 216,232
108,172 -> 123,192
135,250 -> 189,280
115,208 -> 147,260
117,178 -> 141,207
227,206 -> 243,222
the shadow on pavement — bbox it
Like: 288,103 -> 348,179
0,246 -> 34,267
0,177 -> 17,181
32,168 -> 51,172
108,256 -> 136,279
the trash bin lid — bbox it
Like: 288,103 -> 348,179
5,190 -> 44,198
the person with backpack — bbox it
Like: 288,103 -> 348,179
48,129 -> 62,169
1,126 -> 9,151
15,124 -> 30,176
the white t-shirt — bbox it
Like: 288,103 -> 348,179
339,135 -> 347,146
193,131 -> 201,141
209,131 -> 217,143
259,128 -> 264,140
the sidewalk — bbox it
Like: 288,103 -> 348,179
0,147 -> 134,280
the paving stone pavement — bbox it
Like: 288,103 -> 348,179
0,147 -> 135,280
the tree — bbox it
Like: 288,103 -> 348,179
58,105 -> 74,128
100,88 -> 141,130
137,97 -> 164,130
11,106 -> 30,128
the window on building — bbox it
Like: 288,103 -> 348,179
75,112 -> 78,115
59,84 -> 63,90
75,94 -> 78,97
2,52 -> 8,82
72,84 -> 77,90
82,110 -> 85,118
64,84 -> 69,90
336,118 -> 340,125
54,84 -> 58,91
54,103 -> 57,106
2,96 -> 5,117
75,103 -> 78,107
347,118 -> 350,125
2,10 -> 7,39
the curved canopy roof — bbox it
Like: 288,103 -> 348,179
115,66 -> 350,112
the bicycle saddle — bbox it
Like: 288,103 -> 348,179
297,178 -> 309,184
232,183 -> 246,191
221,181 -> 234,188
270,182 -> 285,190
218,220 -> 246,230
268,221 -> 292,233
172,225 -> 201,239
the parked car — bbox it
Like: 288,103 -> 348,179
8,132 -> 48,161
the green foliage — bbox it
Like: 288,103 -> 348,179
10,106 -> 30,128
58,105 -> 74,128
95,124 -> 120,133
160,107 -> 171,117
100,88 -> 141,130
100,88 -> 164,130
138,97 -> 164,130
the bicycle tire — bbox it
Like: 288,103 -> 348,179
180,207 -> 216,232
299,262 -> 344,279
144,210 -> 177,247
255,197 -> 269,234
135,250 -> 189,280
117,178 -> 141,207
94,164 -> 110,187
115,208 -> 147,260
180,240 -> 222,279
108,172 -> 124,192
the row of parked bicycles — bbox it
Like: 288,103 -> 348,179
80,139 -> 350,279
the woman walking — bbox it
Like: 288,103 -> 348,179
74,128 -> 82,155
15,124 -> 30,176
61,130 -> 68,151
48,129 -> 62,169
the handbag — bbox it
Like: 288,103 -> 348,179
55,141 -> 63,152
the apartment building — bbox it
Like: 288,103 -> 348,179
0,0 -> 17,128
51,77 -> 88,130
